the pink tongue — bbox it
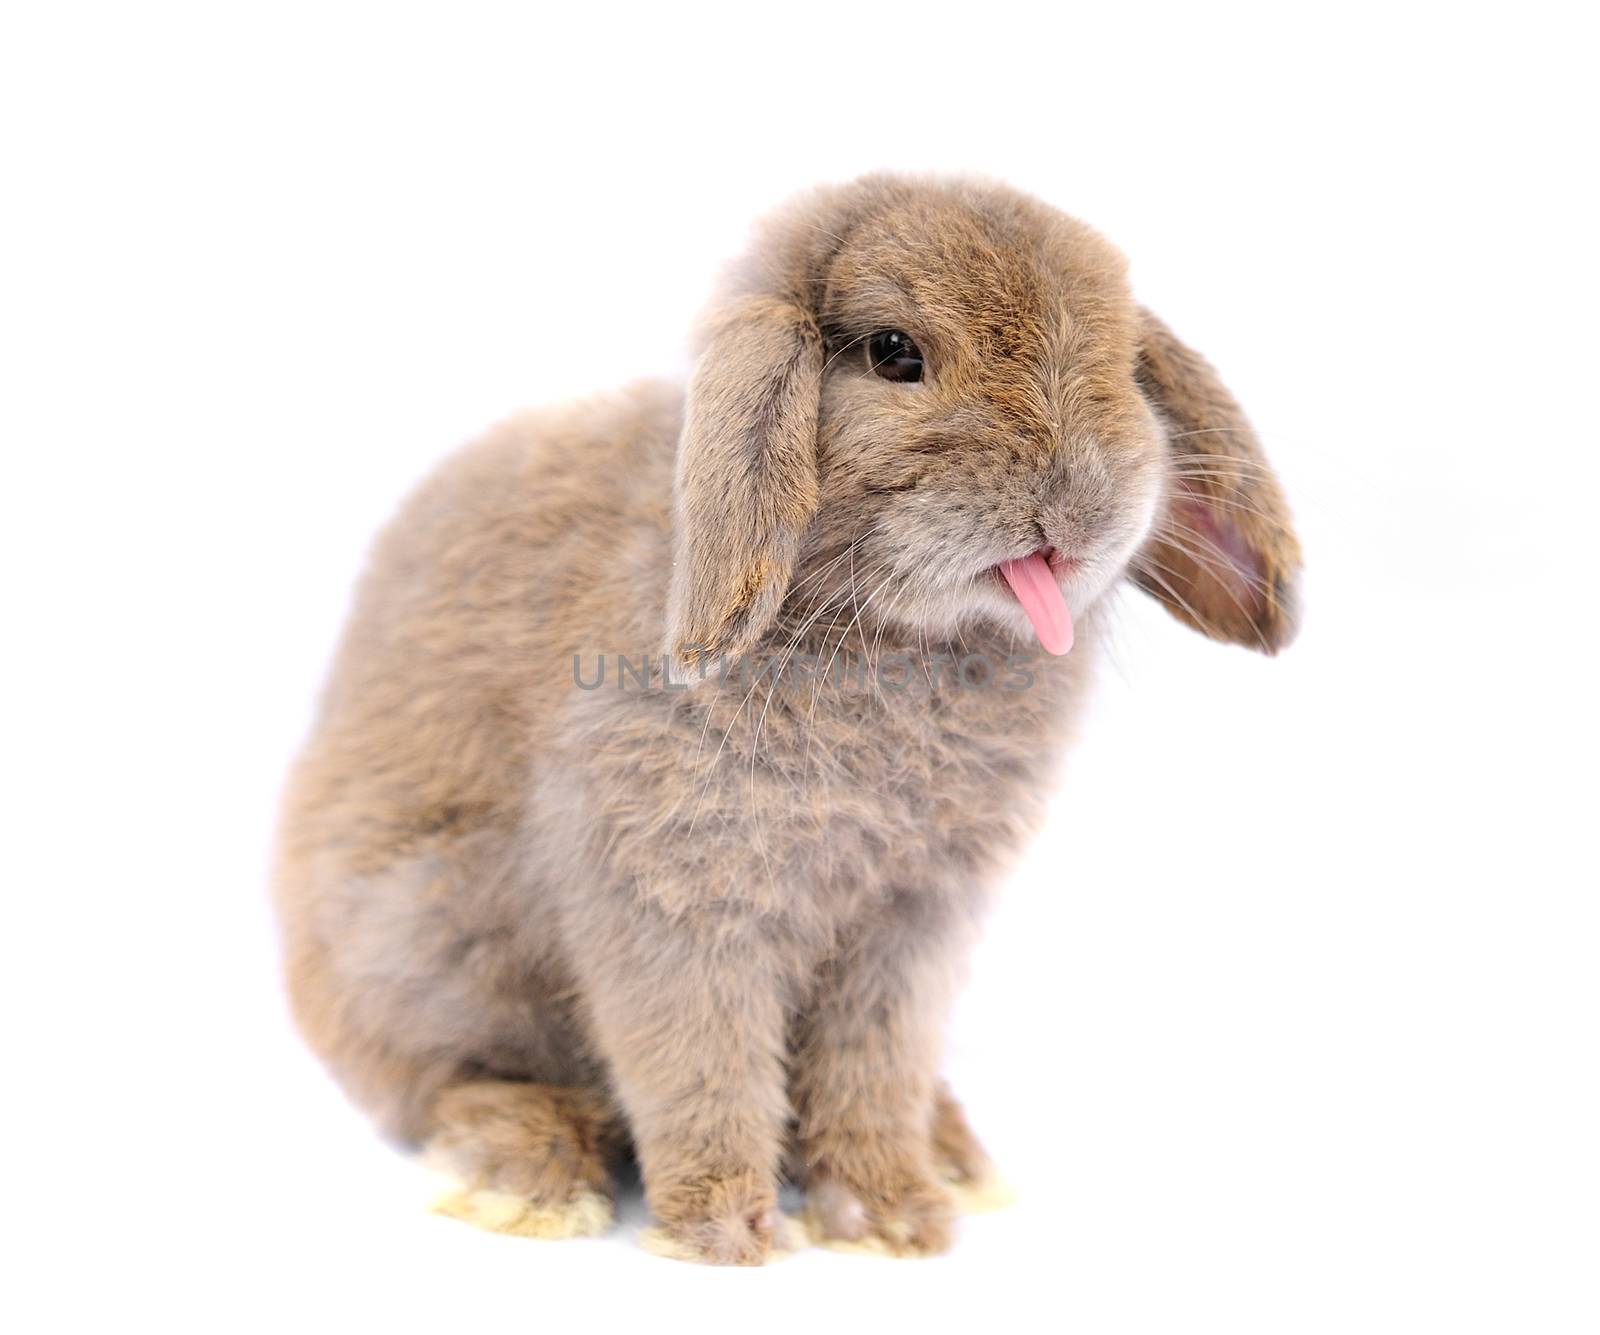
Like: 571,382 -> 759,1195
999,553 -> 1074,655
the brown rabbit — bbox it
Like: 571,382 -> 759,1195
274,173 -> 1300,1265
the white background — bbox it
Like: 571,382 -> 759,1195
4,4 -> 1595,1332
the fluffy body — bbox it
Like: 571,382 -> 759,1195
275,174 -> 1300,1264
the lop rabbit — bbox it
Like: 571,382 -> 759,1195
275,173 -> 1300,1263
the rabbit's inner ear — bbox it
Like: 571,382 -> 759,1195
1140,485 -> 1279,646
1129,307 -> 1302,654
1135,467 -> 1301,655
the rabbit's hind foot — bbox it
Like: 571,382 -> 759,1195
422,1079 -> 619,1240
430,1183 -> 614,1239
930,1082 -> 1016,1215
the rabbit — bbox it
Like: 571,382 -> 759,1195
274,172 -> 1301,1265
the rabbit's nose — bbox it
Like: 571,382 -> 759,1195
1040,456 -> 1116,537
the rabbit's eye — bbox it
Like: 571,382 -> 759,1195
868,330 -> 923,383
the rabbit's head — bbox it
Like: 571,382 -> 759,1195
665,174 -> 1300,670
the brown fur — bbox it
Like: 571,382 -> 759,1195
274,173 -> 1301,1264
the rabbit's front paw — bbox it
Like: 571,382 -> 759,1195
639,1170 -> 792,1265
804,1167 -> 956,1257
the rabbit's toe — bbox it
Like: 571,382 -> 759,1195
639,1172 -> 800,1265
804,1173 -> 956,1257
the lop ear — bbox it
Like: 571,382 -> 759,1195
664,294 -> 823,670
1132,309 -> 1303,653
